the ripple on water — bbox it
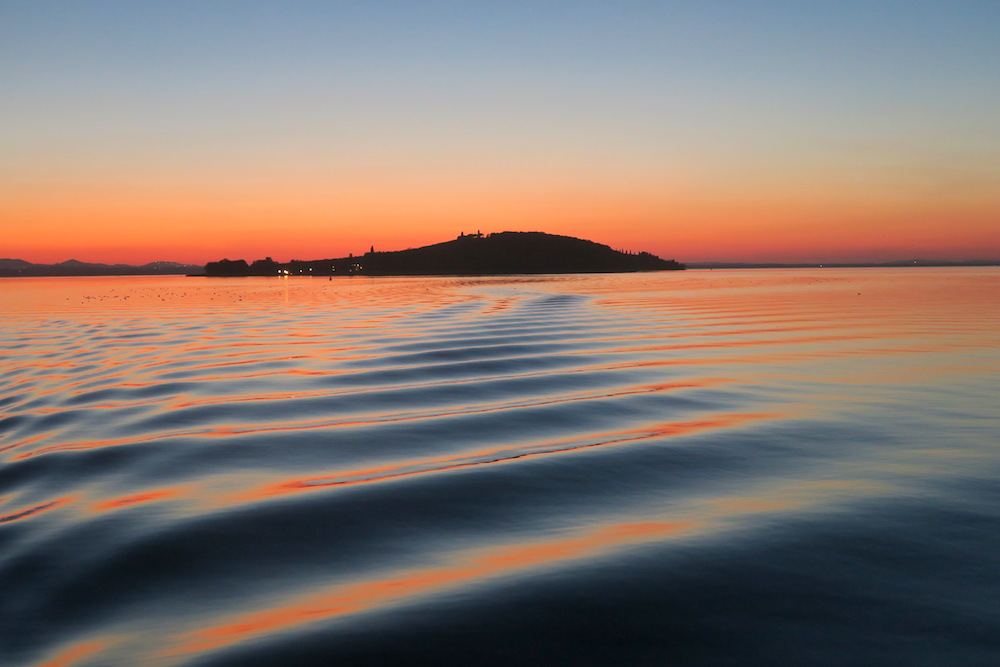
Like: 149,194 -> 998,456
0,270 -> 999,666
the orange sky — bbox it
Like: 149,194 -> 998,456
4,166 -> 997,265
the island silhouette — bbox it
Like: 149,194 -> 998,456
204,231 -> 685,277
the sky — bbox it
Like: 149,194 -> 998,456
2,0 -> 999,264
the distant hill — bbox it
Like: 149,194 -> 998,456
0,259 -> 204,277
205,231 -> 685,276
0,259 -> 33,271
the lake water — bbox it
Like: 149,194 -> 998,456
1,269 -> 998,666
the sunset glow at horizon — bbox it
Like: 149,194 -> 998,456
3,2 -> 998,266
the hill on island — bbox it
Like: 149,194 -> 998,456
205,232 -> 685,276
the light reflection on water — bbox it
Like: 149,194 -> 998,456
1,269 -> 999,666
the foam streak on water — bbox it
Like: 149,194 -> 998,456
1,270 -> 999,666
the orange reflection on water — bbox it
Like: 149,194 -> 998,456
168,520 -> 696,657
619,330 -> 899,357
14,378 -> 737,462
0,496 -> 74,524
34,638 -> 113,667
227,412 -> 784,505
90,487 -> 183,513
0,433 -> 52,454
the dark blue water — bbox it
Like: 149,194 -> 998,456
1,270 -> 998,666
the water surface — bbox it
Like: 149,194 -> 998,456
2,269 -> 998,666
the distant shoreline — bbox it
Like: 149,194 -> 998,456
3,253 -> 997,278
0,260 -> 203,278
187,263 -> 1000,278
3,262 -> 997,278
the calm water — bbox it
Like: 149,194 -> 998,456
1,269 -> 998,666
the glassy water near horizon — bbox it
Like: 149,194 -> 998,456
1,269 -> 998,666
